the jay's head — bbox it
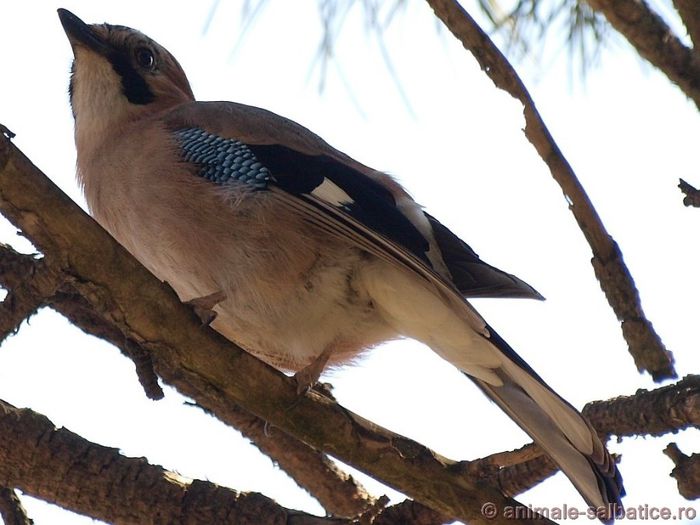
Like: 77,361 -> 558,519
59,9 -> 194,127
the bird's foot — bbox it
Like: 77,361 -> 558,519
185,291 -> 226,325
293,347 -> 334,395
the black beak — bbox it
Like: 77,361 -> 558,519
58,9 -> 109,55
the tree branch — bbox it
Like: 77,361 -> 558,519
0,134 -> 551,525
679,179 -> 700,208
187,399 -> 376,517
0,247 -> 64,343
424,0 -> 675,381
0,397 -> 408,525
583,374 -> 700,437
0,244 -> 165,401
461,443 -> 557,499
372,500 -> 450,525
673,0 -> 700,49
586,0 -> 700,111
0,487 -> 33,525
664,443 -> 700,500
0,244 -> 374,518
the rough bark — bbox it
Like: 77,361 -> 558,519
0,249 -> 62,343
673,0 -> 700,49
0,133 -> 550,525
372,500 -> 450,525
583,375 -> 700,437
496,456 -> 558,499
0,487 -> 33,525
424,0 -> 674,381
188,399 -> 376,518
0,398 -> 424,525
586,0 -> 700,111
665,444 -> 700,500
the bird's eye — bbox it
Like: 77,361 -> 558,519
135,47 -> 155,70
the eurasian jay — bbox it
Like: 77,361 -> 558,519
58,8 -> 624,518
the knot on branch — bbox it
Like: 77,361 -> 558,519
679,179 -> 700,208
664,443 -> 700,500
583,375 -> 700,437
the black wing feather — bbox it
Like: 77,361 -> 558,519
425,213 -> 543,300
247,144 -> 432,266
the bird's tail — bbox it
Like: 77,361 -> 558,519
471,328 -> 624,521
361,264 -> 624,520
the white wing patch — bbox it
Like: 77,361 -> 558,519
395,196 -> 452,280
311,178 -> 354,206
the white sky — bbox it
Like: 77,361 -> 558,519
0,1 -> 699,524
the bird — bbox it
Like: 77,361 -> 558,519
58,8 -> 624,519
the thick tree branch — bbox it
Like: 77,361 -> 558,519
0,397 -> 404,525
673,0 -> 700,49
583,375 -> 700,437
188,399 -> 376,517
586,0 -> 700,111
424,0 -> 674,381
0,134 -> 551,525
0,287 -> 40,341
0,487 -> 33,525
496,456 -> 558,499
462,444 -> 557,498
664,443 -> 700,500
0,244 -> 165,401
0,244 -> 374,518
372,500 -> 450,525
0,247 -> 63,343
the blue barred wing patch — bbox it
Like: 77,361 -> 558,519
175,127 -> 271,189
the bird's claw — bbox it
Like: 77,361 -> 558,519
293,347 -> 334,395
